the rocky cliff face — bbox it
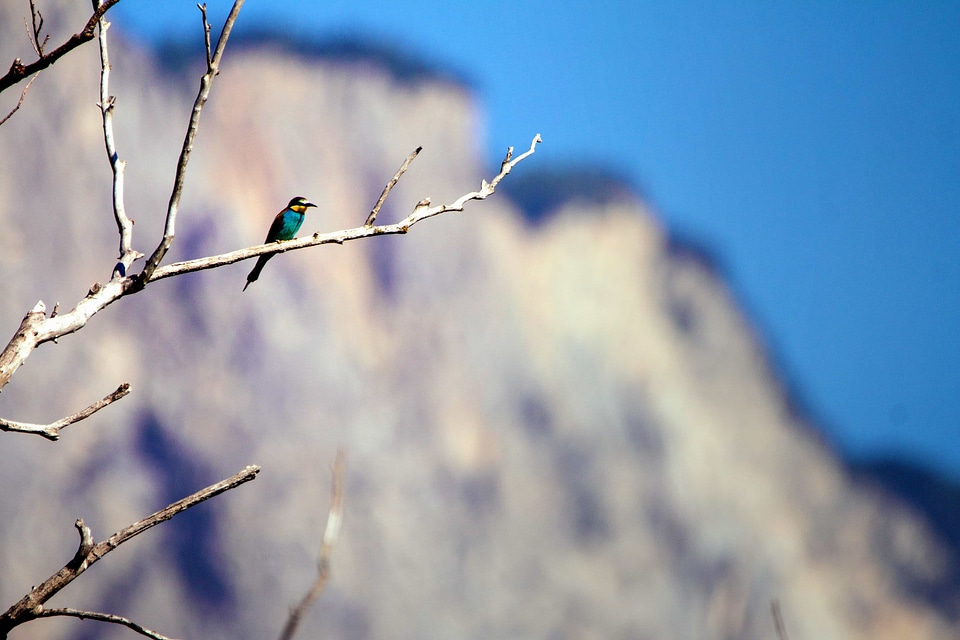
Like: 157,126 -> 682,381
0,4 -> 955,639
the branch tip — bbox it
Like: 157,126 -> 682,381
73,518 -> 94,558
0,0 -> 123,96
365,145 -> 423,226
0,382 -> 132,440
0,72 -> 39,127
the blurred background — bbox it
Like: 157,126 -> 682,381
110,0 -> 960,479
1,2 -> 959,639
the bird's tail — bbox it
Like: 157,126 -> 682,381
243,255 -> 272,291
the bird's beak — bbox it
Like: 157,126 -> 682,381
306,202 -> 317,208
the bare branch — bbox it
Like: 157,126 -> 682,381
148,134 -> 542,283
365,146 -> 422,227
36,521 -> 170,639
0,285 -> 134,395
0,465 -> 260,637
0,0 -> 123,95
0,383 -> 130,440
278,448 -> 347,640
0,72 -> 38,127
94,2 -> 140,271
140,0 -> 245,282
198,4 -> 213,68
0,135 -> 538,412
21,18 -> 36,56
771,599 -> 791,640
36,609 -> 176,640
0,2 -> 248,403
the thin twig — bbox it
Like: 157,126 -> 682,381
94,1 -> 140,270
365,146 -> 422,226
198,4 -> 212,68
0,465 -> 260,637
278,449 -> 347,640
771,599 -> 791,640
0,383 -> 130,440
0,0 -> 122,95
27,0 -> 49,56
36,609 -> 176,640
0,72 -> 38,127
140,0 -> 244,282
22,18 -> 36,56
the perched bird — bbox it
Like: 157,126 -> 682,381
243,196 -> 317,291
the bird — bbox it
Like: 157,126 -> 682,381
243,196 -> 317,291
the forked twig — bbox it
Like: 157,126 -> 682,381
25,0 -> 50,56
0,0 -> 122,95
0,466 -> 260,637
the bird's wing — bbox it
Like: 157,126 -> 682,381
264,210 -> 288,243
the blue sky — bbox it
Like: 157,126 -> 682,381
111,2 -> 960,478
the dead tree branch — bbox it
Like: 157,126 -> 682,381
0,133 -> 539,431
0,465 -> 260,638
0,0 -> 244,430
140,0 -> 245,282
0,291 -> 134,395
0,383 -> 130,440
149,134 -> 543,282
0,135 -> 539,413
0,0 -> 122,95
278,448 -> 347,640
0,0 -> 537,437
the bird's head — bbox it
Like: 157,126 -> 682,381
287,196 -> 318,213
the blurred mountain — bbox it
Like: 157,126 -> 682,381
156,29 -> 470,88
498,164 -> 639,225
1,3 -> 958,639
849,458 -> 960,616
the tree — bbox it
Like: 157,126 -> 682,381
0,1 -> 539,637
